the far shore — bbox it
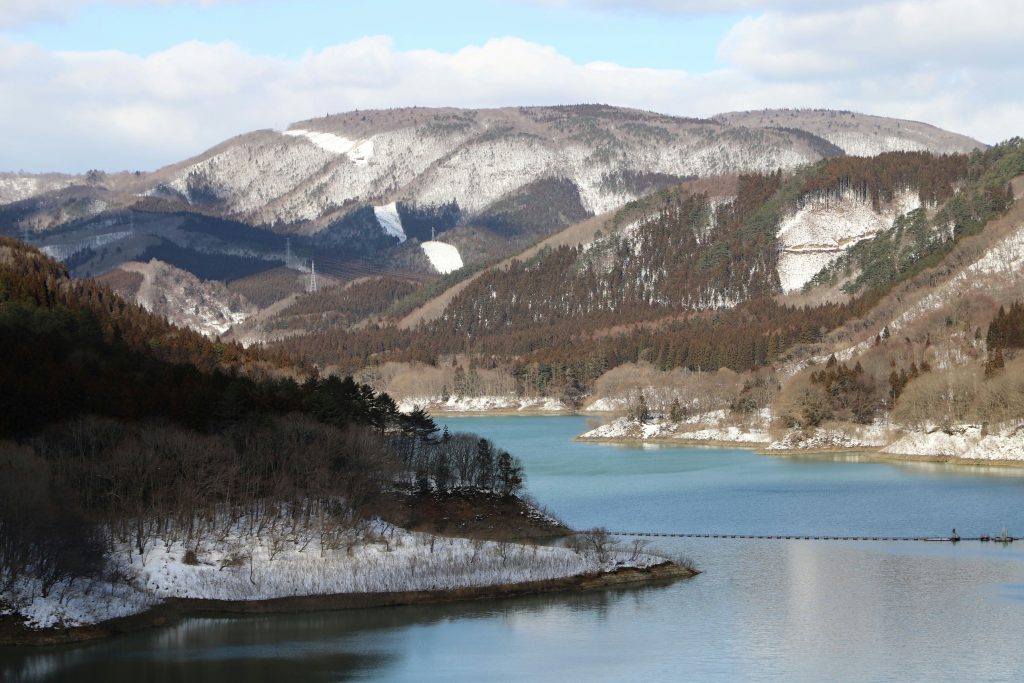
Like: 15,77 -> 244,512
575,433 -> 1024,469
760,448 -> 1024,469
0,561 -> 695,648
418,407 -> 1024,469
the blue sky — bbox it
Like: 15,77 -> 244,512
12,0 -> 739,71
0,0 -> 1021,172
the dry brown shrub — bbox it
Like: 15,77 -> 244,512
591,362 -> 740,414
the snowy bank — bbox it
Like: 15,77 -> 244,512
765,423 -> 894,452
578,412 -> 770,445
578,415 -> 1024,465
396,395 -> 567,414
882,425 -> 1024,462
2,522 -> 677,636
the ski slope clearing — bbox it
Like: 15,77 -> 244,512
374,203 -> 407,242
283,129 -> 374,165
421,241 -> 463,274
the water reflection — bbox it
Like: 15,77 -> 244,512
0,580 -> 680,682
775,451 -> 1024,479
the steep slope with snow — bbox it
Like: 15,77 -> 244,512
100,259 -> 256,336
776,189 -> 922,291
0,173 -> 77,205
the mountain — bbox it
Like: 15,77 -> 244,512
265,139 -> 1023,406
0,106 -> 985,286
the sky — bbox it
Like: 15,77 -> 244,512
1,0 -> 1021,172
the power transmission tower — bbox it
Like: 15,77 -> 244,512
285,237 -> 292,267
308,259 -> 318,293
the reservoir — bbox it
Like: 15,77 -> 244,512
3,415 -> 1024,681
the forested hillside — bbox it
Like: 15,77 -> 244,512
269,141 -> 1023,403
1,240 -> 539,628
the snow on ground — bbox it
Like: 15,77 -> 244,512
283,129 -> 374,165
373,202 -> 406,242
579,413 -> 769,444
3,522 -> 663,630
766,423 -> 894,451
396,395 -> 566,413
882,425 -> 1024,461
122,260 -> 254,337
811,217 -> 1024,371
579,412 -> 1024,463
0,175 -> 74,204
421,241 -> 464,274
776,189 -> 920,292
583,397 -> 629,412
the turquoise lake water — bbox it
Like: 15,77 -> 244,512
3,415 -> 1024,682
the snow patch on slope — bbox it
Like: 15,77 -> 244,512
284,129 -> 374,164
374,202 -> 406,243
0,175 -> 74,204
421,241 -> 463,274
777,189 -> 921,292
766,424 -> 894,451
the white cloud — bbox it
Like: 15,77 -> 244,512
0,0 -> 228,28
720,0 -> 1024,79
0,26 -> 1020,172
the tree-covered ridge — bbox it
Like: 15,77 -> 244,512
269,144 -> 1024,408
411,149 -> 987,339
1,239 -> 532,611
0,238 -> 421,437
265,277 -> 420,335
0,237 -> 287,375
436,172 -> 784,336
805,139 -> 1024,294
795,151 -> 970,210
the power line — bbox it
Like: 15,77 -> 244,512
308,259 -> 318,293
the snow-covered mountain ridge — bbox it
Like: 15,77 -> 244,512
157,106 -> 980,234
0,106 -> 985,291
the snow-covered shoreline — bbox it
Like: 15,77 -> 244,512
1,521 -> 679,637
396,395 -> 568,414
577,415 -> 1024,464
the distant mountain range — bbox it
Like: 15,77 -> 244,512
0,105 -> 983,286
